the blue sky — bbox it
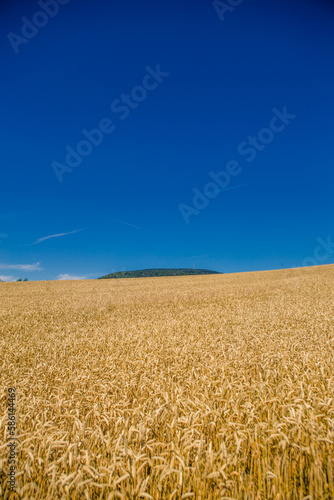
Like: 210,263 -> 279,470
1,0 -> 334,281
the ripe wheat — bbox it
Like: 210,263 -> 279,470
1,265 -> 333,498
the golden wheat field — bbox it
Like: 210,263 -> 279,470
0,265 -> 334,499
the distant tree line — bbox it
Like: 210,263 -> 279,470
99,268 -> 222,280
0,278 -> 28,282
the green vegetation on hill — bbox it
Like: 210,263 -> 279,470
99,268 -> 222,279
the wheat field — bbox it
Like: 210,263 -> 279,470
1,265 -> 333,499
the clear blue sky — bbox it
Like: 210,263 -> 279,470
1,0 -> 334,280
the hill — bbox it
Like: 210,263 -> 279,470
98,268 -> 221,279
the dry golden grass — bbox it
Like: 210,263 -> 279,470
1,265 -> 334,499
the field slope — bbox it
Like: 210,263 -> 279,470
1,265 -> 333,499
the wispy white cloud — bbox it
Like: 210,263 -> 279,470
100,213 -> 141,230
0,275 -> 15,281
0,262 -> 43,271
57,273 -> 87,281
28,229 -> 82,245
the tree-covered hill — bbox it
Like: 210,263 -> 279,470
99,268 -> 222,279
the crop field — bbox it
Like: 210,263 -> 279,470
1,265 -> 334,499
